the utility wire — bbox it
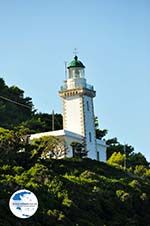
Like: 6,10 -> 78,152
0,95 -> 32,109
0,96 -> 63,128
124,143 -> 127,170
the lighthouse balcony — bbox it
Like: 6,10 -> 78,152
60,82 -> 94,92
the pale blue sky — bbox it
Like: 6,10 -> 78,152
0,1 -> 150,160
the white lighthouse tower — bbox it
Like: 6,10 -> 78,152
30,55 -> 107,161
59,55 -> 97,159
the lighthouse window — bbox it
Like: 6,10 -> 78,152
87,101 -> 89,111
75,69 -> 80,78
89,132 -> 92,142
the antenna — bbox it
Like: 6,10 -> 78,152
73,48 -> 78,56
64,61 -> 67,80
124,143 -> 127,170
52,110 -> 55,131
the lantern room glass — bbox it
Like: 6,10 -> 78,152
68,67 -> 85,79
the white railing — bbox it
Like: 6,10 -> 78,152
60,83 -> 94,91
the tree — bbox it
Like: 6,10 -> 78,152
0,78 -> 34,129
21,113 -> 63,133
106,138 -> 134,160
106,137 -> 118,145
32,136 -> 68,160
128,152 -> 149,168
95,116 -> 107,139
106,138 -> 149,168
133,165 -> 147,176
107,151 -> 125,167
0,127 -> 31,165
70,142 -> 88,158
33,113 -> 63,131
21,117 -> 46,133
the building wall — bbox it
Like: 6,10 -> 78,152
63,95 -> 84,136
63,135 -> 84,158
83,95 -> 97,159
96,139 -> 107,162
29,130 -> 107,162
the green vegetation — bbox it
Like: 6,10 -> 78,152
0,78 -> 150,225
0,78 -> 63,133
0,156 -> 150,226
106,138 -> 149,169
0,78 -> 33,128
0,128 -> 150,225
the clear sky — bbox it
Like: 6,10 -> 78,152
0,0 -> 150,160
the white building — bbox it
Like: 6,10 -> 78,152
30,55 -> 107,162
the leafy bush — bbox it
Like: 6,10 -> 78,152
107,152 -> 125,166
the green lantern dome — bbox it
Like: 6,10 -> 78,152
67,56 -> 85,69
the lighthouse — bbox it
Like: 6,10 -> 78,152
59,55 -> 97,159
30,55 -> 107,161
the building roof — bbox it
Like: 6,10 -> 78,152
30,129 -> 83,140
67,56 -> 85,69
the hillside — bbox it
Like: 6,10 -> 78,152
0,78 -> 150,226
0,158 -> 150,226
